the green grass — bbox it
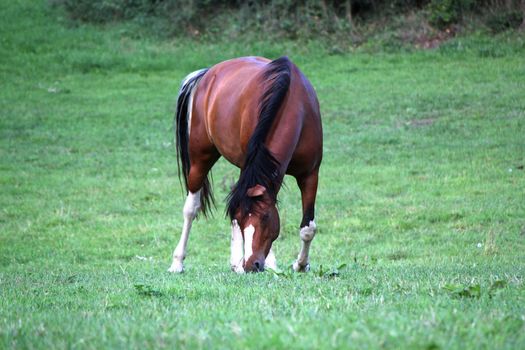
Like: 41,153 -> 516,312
1,1 -> 525,349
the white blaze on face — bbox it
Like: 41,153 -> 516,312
243,224 -> 255,263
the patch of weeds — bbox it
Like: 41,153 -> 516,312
267,268 -> 294,279
134,283 -> 163,297
316,264 -> 347,278
423,211 -> 464,224
397,220 -> 418,231
443,283 -> 481,299
387,250 -> 409,261
266,263 -> 347,279
443,279 -> 508,299
358,286 -> 374,296
142,192 -> 161,202
488,280 -> 507,298
72,285 -> 88,296
424,341 -> 441,350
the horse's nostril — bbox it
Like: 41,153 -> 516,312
254,261 -> 261,270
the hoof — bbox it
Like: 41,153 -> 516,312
292,261 -> 310,272
168,260 -> 184,273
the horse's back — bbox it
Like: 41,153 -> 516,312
191,57 -> 267,165
192,56 -> 322,175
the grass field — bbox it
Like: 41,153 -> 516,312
1,1 -> 525,349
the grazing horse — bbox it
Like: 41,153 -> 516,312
168,56 -> 322,273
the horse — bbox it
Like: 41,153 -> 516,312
168,56 -> 322,273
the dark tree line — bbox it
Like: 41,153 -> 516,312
55,0 -> 525,39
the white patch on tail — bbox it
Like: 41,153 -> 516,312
186,84 -> 197,136
181,69 -> 207,137
181,69 -> 207,87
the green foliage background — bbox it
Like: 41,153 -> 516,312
53,0 -> 525,43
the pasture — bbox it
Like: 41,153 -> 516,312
1,1 -> 524,349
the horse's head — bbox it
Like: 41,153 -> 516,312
235,184 -> 280,272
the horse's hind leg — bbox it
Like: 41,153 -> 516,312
168,153 -> 219,273
168,189 -> 201,273
293,170 -> 319,272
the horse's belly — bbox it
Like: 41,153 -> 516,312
206,110 -> 250,168
214,138 -> 244,168
205,91 -> 260,169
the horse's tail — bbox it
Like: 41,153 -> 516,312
175,68 -> 215,217
226,56 -> 292,219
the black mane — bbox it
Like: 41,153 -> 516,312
226,56 -> 292,220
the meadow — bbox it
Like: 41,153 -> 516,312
1,1 -> 525,349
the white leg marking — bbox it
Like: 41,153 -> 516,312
243,224 -> 255,263
230,220 -> 244,273
265,247 -> 277,270
168,190 -> 201,273
293,220 -> 316,272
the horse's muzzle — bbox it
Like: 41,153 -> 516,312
245,259 -> 265,272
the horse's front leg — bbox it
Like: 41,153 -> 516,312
293,171 -> 319,272
168,190 -> 201,273
230,219 -> 244,273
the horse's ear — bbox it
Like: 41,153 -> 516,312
247,184 -> 266,197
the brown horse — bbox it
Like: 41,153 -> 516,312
168,56 -> 322,273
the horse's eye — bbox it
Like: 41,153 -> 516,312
261,213 -> 270,222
